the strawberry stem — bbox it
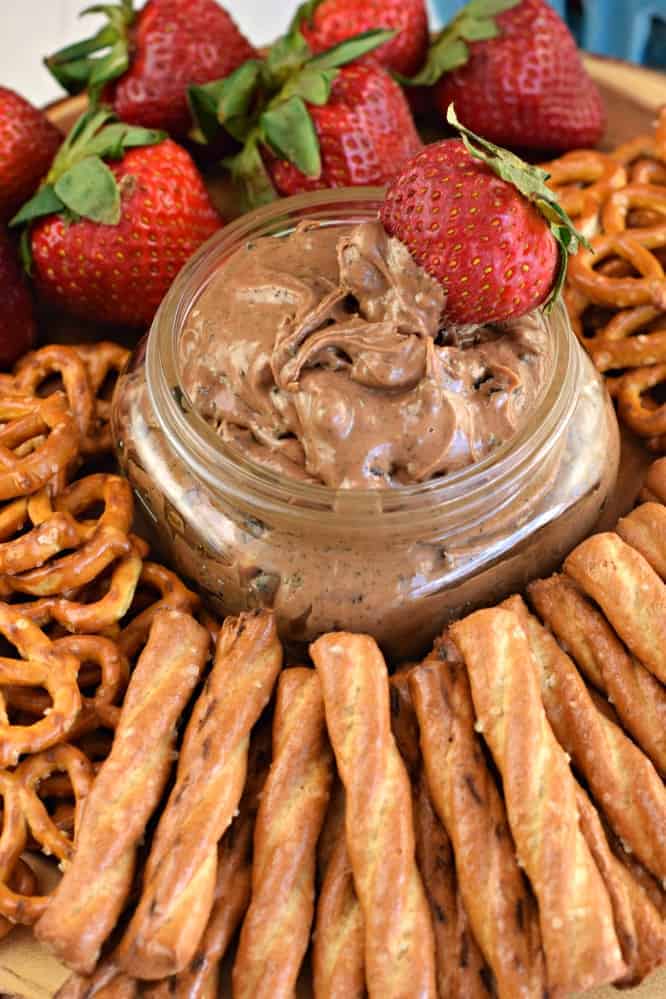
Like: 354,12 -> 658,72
44,0 -> 135,99
446,104 -> 590,309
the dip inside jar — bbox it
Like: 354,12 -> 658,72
179,220 -> 554,489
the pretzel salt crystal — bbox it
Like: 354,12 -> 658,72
233,668 -> 333,998
409,640 -> 546,999
528,574 -> 666,775
311,632 -> 437,999
118,610 -> 282,980
503,595 -> 666,883
450,608 -> 625,993
35,609 -> 211,975
564,532 -> 666,684
0,393 -> 78,501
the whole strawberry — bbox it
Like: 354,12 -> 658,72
11,111 -> 222,327
190,27 -> 421,206
0,228 -> 36,369
0,88 -> 61,222
298,0 -> 429,77
380,108 -> 585,324
46,0 -> 257,139
418,0 -> 604,153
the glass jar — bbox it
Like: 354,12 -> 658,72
112,189 -> 620,663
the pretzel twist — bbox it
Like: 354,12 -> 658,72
310,632 -> 437,998
614,362 -> 666,437
409,639 -> 546,999
601,183 -> 666,234
582,305 -> 666,372
567,226 -> 666,310
116,562 -> 200,658
35,610 -> 211,975
0,394 -> 78,501
450,608 -> 625,993
118,610 -> 282,980
233,668 -> 333,998
503,595 -> 666,883
71,343 -> 130,455
564,532 -> 666,684
541,150 -> 627,237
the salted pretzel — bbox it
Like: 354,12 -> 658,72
0,393 -> 78,501
612,108 -> 666,171
613,363 -> 666,438
541,150 -> 626,237
567,226 -> 666,310
0,604 -> 81,766
73,343 -> 130,453
601,184 -> 666,234
0,860 -> 38,941
0,770 -> 49,925
116,562 -> 200,658
580,306 -> 666,372
0,474 -> 134,594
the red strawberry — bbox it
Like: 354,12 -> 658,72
46,0 -> 257,139
190,27 -> 421,207
424,0 -> 604,153
0,228 -> 36,369
12,111 -> 221,327
380,108 -> 584,324
0,88 -> 61,222
268,65 -> 422,197
298,0 -> 429,77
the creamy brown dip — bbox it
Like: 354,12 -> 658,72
179,221 -> 553,488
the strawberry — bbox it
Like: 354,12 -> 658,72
412,0 -> 604,153
297,0 -> 429,77
11,110 -> 222,327
46,0 -> 258,139
0,228 -> 37,369
189,26 -> 422,207
0,88 -> 62,222
380,107 -> 585,324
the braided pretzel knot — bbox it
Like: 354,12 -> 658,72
0,605 -> 81,765
4,635 -> 129,739
615,363 -> 666,438
0,474 -> 134,596
542,150 -> 627,238
0,394 -> 78,501
567,226 -> 666,310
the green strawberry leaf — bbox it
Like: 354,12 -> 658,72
261,96 -> 321,178
44,0 -> 134,96
446,104 -> 590,309
309,29 -> 396,70
265,30 -> 312,86
188,81 -> 228,144
85,122 -> 165,159
288,0 -> 324,33
280,66 -> 337,105
87,39 -> 130,96
217,61 -> 263,123
54,156 -> 121,225
224,138 -> 277,210
403,0 -> 519,86
9,185 -> 65,228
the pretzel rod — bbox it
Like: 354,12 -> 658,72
409,640 -> 546,999
310,632 -> 437,999
503,594 -> 666,881
233,668 -> 332,998
574,784 -> 666,987
56,963 -> 137,999
388,672 -> 421,779
564,532 -> 666,683
642,457 -> 666,503
118,610 -> 282,980
616,502 -> 666,580
450,608 -> 625,993
35,609 -> 211,975
528,574 -> 666,775
313,794 -> 365,999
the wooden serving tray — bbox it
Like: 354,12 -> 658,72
0,54 -> 665,999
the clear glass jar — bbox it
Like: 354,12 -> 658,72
111,189 -> 620,662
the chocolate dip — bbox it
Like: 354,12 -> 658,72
179,221 -> 553,488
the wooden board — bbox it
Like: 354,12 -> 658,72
1,54 -> 665,999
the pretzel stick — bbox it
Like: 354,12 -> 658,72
616,502 -> 666,580
409,641 -> 546,999
574,785 -> 666,987
310,632 -> 437,998
35,609 -> 211,975
313,792 -> 365,999
641,456 -> 666,503
389,670 -> 493,999
528,574 -> 666,774
450,608 -> 625,993
56,962 -> 137,999
502,593 -> 666,881
564,532 -> 666,683
118,610 -> 282,980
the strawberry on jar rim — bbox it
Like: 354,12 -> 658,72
188,23 -> 422,207
0,88 -> 62,223
45,0 -> 258,139
10,110 -> 222,328
406,0 -> 605,154
380,106 -> 587,325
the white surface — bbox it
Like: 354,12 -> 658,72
1,0 -> 444,107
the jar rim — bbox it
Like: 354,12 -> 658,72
145,187 -> 579,529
